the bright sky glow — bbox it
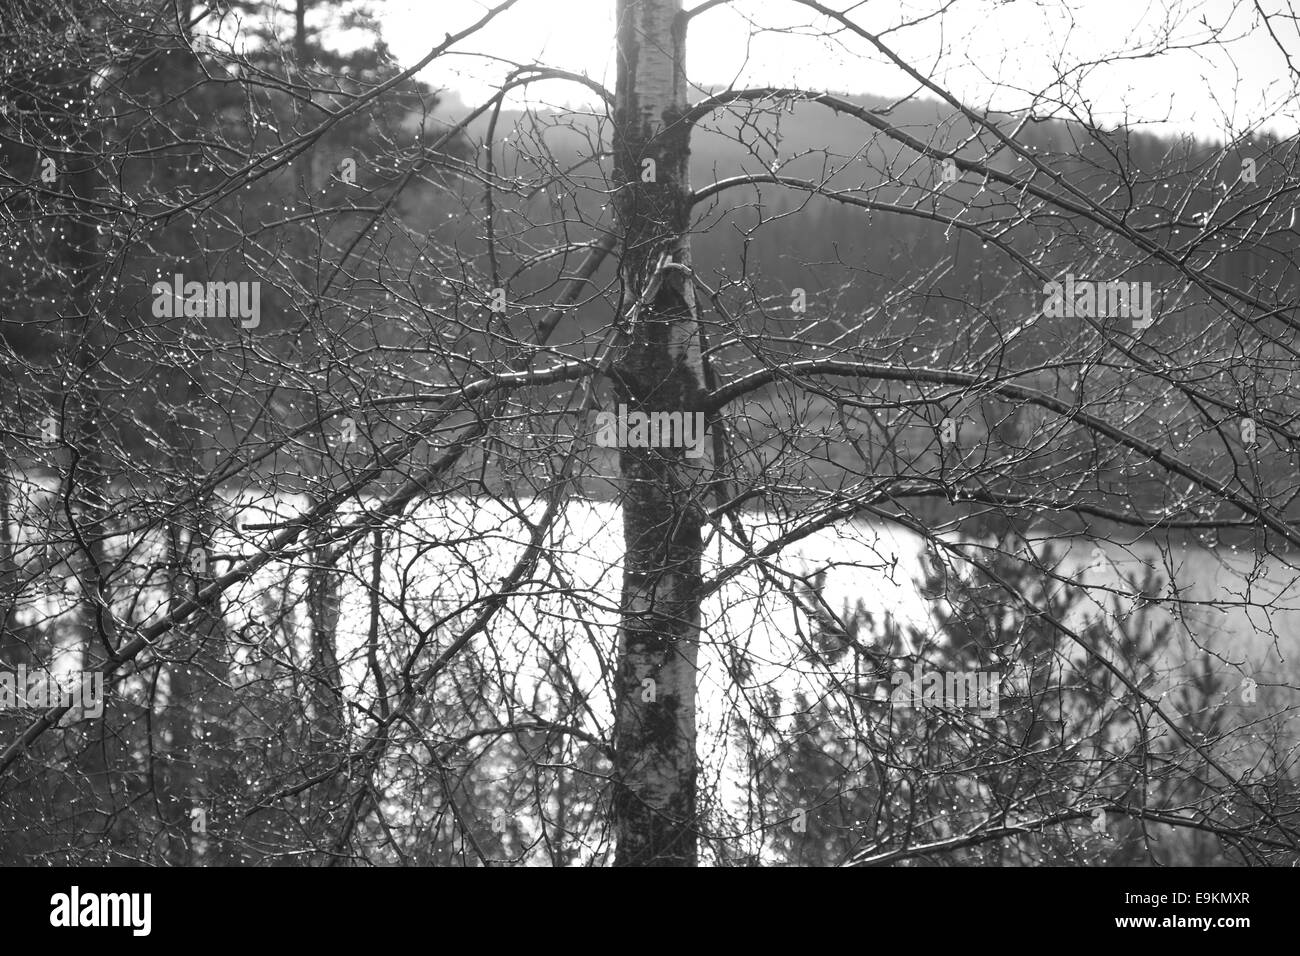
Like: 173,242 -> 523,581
369,0 -> 1300,139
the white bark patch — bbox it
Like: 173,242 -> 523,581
629,0 -> 685,126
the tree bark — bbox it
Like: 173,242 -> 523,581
611,0 -> 706,866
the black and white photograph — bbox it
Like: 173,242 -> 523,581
0,0 -> 1296,924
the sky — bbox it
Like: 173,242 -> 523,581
365,0 -> 1300,140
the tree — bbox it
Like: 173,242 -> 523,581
608,0 -> 708,867
2,0 -> 1298,867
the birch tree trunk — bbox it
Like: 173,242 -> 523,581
611,0 -> 706,867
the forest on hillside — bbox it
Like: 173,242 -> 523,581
1,0 -> 1299,870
